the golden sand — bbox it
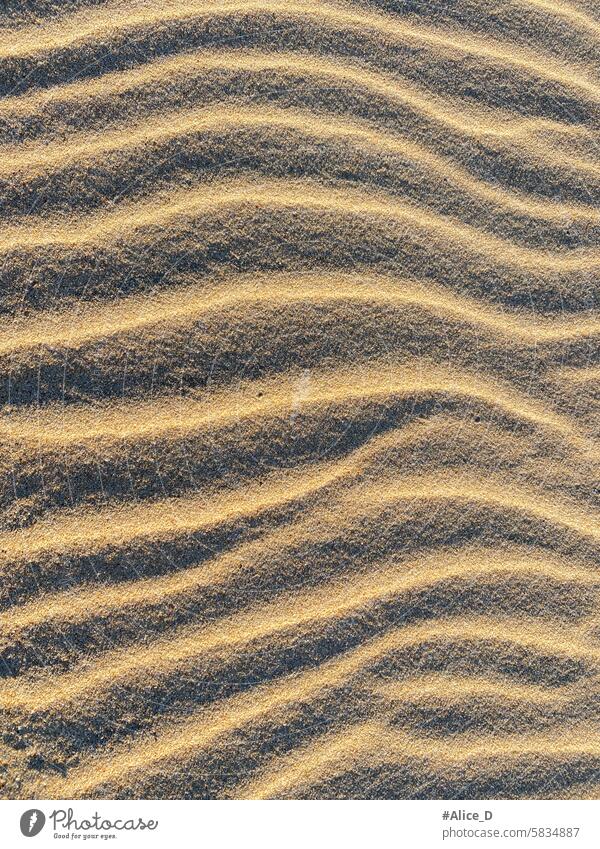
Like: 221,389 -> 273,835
0,0 -> 599,800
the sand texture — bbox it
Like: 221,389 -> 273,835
0,0 -> 599,799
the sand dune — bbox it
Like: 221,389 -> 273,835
5,176 -> 600,270
2,0 -> 598,104
1,273 -> 599,356
0,0 -> 598,801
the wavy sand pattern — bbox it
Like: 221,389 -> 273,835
0,0 -> 599,800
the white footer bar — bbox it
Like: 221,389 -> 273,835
0,799 -> 597,848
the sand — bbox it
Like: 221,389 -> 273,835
0,0 -> 599,799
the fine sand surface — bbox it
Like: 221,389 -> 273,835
0,0 -> 599,799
